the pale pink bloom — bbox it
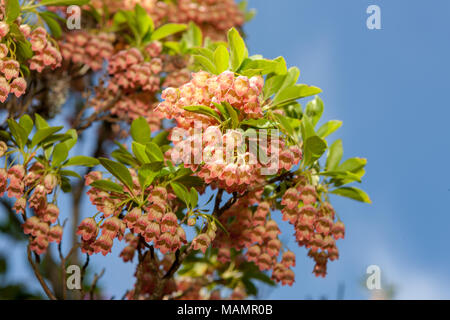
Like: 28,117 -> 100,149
0,43 -> 8,59
42,204 -> 59,224
145,41 -> 162,57
332,221 -> 345,240
19,24 -> 31,38
94,233 -> 114,256
191,233 -> 211,253
48,225 -> 63,244
144,221 -> 160,243
10,77 -> 27,97
217,71 -> 234,90
84,171 -> 102,186
233,76 -> 250,96
76,217 -> 98,241
161,211 -> 178,234
123,207 -> 141,228
281,250 -> 296,268
23,216 -> 40,235
0,22 -> 9,38
0,77 -> 10,103
101,216 -> 121,238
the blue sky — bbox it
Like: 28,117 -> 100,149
2,0 -> 450,299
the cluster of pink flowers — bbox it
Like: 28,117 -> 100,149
124,186 -> 187,254
0,160 -> 63,254
281,181 -> 345,277
60,31 -> 115,71
90,45 -> 165,129
0,43 -> 26,102
27,27 -> 62,72
90,0 -> 245,41
159,71 -> 302,193
83,172 -> 187,257
213,196 -> 296,286
159,71 -> 265,127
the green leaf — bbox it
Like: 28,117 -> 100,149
7,119 -> 27,149
193,55 -> 217,74
39,0 -> 89,5
64,129 -> 78,150
111,149 -> 140,168
138,164 -> 158,189
5,0 -> 20,23
63,156 -> 99,167
214,45 -> 230,74
239,56 -> 287,76
227,27 -> 248,71
272,84 -> 322,107
181,22 -> 202,49
39,12 -> 62,38
263,74 -> 287,100
34,114 -> 49,129
113,10 -> 127,26
31,126 -> 63,148
151,23 -> 186,41
240,118 -> 276,129
60,170 -> 82,179
223,102 -> 239,129
41,133 -> 72,146
212,102 -> 228,119
170,181 -> 190,206
319,170 -> 361,183
305,96 -> 324,126
132,141 -> 150,164
145,142 -> 164,162
152,131 -> 170,146
317,120 -> 342,138
190,187 -> 199,208
90,180 -> 125,194
52,143 -> 69,167
184,105 -> 222,122
301,115 -> 315,141
303,135 -> 327,166
130,117 -> 151,144
338,158 -> 367,173
272,113 -> 300,138
61,176 -> 71,193
326,139 -> 343,171
276,67 -> 300,94
99,158 -> 133,190
331,187 -> 371,203
283,102 -> 303,119
191,47 -> 215,62
135,4 -> 154,36
15,40 -> 33,61
18,115 -> 33,137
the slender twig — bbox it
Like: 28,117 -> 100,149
89,269 -> 105,300
27,245 -> 57,300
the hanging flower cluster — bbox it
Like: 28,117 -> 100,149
27,27 -> 62,73
213,196 -> 296,286
60,31 -> 115,71
82,172 -> 188,257
0,158 -> 63,254
281,180 -> 345,277
89,45 -> 166,129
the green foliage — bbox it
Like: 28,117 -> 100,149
5,0 -> 20,23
